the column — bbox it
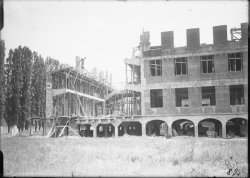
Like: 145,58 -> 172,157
92,124 -> 97,138
115,125 -> 119,137
194,124 -> 198,138
222,121 -> 227,139
141,122 -> 146,136
167,121 -> 172,137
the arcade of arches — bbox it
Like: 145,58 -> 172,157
77,118 -> 248,138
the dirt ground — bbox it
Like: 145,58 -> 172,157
1,134 -> 248,177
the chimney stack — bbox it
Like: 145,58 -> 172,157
241,22 -> 248,45
186,28 -> 200,51
161,31 -> 174,50
213,25 -> 227,46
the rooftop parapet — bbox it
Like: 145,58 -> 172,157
139,23 -> 248,58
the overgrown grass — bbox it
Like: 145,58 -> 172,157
1,135 -> 248,177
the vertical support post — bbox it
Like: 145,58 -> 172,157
168,121 -> 173,137
92,124 -> 97,138
195,123 -> 199,138
63,92 -> 65,116
69,93 -> 71,117
114,124 -> 119,137
141,122 -> 146,136
222,121 -> 227,139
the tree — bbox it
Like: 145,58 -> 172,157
0,40 -> 5,124
31,52 -> 46,118
5,46 -> 33,131
5,48 -> 18,130
4,46 -> 60,131
19,47 -> 33,130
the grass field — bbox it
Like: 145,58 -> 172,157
1,135 -> 248,177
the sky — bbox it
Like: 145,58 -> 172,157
2,0 -> 248,89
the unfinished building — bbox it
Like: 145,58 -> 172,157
41,23 -> 248,139
122,22 -> 248,138
43,57 -> 114,137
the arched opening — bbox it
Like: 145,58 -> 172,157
146,120 -> 167,136
198,118 -> 222,138
172,119 -> 194,137
97,124 -> 115,137
226,118 -> 248,138
78,124 -> 93,137
118,122 -> 142,136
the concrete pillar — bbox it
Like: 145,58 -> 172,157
141,122 -> 146,136
115,125 -> 119,137
92,124 -> 97,138
167,121 -> 173,137
222,121 -> 227,139
168,125 -> 172,137
195,125 -> 199,138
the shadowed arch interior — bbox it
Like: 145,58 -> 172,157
97,123 -> 115,137
146,120 -> 166,136
78,124 -> 93,137
172,119 -> 194,137
226,118 -> 248,137
118,121 -> 142,136
198,118 -> 222,137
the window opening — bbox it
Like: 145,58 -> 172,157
175,88 -> 189,107
150,89 -> 163,108
201,55 -> 215,73
228,53 -> 243,71
175,57 -> 188,75
202,86 -> 216,106
230,85 -> 244,105
150,60 -> 162,76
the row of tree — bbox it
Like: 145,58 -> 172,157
0,39 -> 60,131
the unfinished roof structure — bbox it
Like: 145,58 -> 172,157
46,57 -> 113,119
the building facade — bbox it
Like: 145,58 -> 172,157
124,23 -> 248,138
46,23 -> 248,138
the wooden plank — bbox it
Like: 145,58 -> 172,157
58,120 -> 69,137
47,123 -> 55,138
